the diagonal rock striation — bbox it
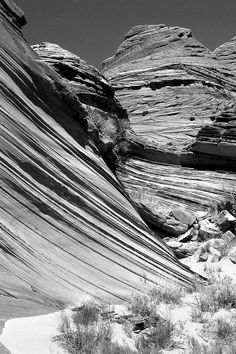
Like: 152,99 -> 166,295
0,1 -> 196,322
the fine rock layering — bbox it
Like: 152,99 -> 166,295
0,0 -> 196,327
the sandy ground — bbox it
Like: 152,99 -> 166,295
0,311 -> 64,354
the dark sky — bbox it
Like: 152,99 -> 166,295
16,0 -> 236,70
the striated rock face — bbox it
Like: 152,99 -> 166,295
31,42 -> 131,171
102,25 -> 236,236
0,1 -> 196,321
102,25 -> 236,159
214,36 -> 236,82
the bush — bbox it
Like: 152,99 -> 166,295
148,285 -> 185,306
214,317 -> 236,343
188,336 -> 236,354
53,301 -> 114,354
191,271 -> 236,320
128,284 -> 185,319
135,317 -> 175,353
128,293 -> 154,318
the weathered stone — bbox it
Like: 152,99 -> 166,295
178,228 -> 195,242
199,253 -> 209,262
167,240 -> 199,258
165,218 -> 189,235
198,219 -> 222,240
179,242 -> 199,257
172,209 -> 196,226
222,230 -> 236,243
166,240 -> 183,249
208,247 -> 222,263
214,210 -> 236,232
228,246 -> 236,264
193,238 -> 224,262
194,211 -> 209,221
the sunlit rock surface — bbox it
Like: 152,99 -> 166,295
214,36 -> 236,82
102,25 -> 236,235
31,42 -> 131,171
0,1 -> 196,321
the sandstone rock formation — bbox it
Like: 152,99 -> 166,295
32,42 -> 130,171
214,36 -> 236,82
0,0 -> 196,322
102,24 -> 236,236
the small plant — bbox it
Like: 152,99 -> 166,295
53,301 -> 113,354
187,336 -> 236,354
148,284 -> 185,306
187,337 -> 209,354
191,271 -> 236,321
135,317 -> 175,353
214,317 -> 235,343
128,293 -> 154,317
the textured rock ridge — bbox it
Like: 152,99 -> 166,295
102,24 -> 236,158
214,36 -> 236,82
102,25 -> 236,236
0,0 -> 26,31
0,2 -> 196,321
32,42 -> 131,171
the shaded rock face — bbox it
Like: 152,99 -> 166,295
32,42 -> 131,171
0,1 -> 196,320
102,24 -> 236,236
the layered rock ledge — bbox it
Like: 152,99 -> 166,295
102,24 -> 236,235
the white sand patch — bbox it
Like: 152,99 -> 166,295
0,311 -> 64,354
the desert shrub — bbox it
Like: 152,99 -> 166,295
128,293 -> 154,317
214,317 -> 236,343
191,271 -> 236,320
128,284 -> 185,318
53,301 -> 113,354
73,300 -> 100,326
188,336 -> 236,354
187,337 -> 209,354
148,284 -> 185,306
135,317 -> 175,353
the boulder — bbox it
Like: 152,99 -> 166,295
214,210 -> 236,232
195,211 -> 209,221
199,253 -> 209,262
172,209 -> 196,226
228,246 -> 236,264
193,238 -> 224,262
222,230 -> 236,243
167,240 -> 199,258
198,219 -> 222,240
178,228 -> 196,242
208,247 -> 221,263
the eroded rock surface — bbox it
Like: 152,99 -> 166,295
0,1 -> 196,321
102,24 -> 236,236
214,36 -> 236,82
32,42 -> 130,171
102,25 -> 236,157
